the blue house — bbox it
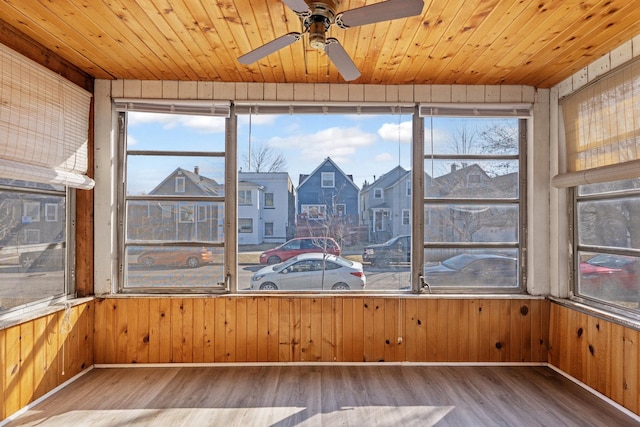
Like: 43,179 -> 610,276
296,158 -> 360,228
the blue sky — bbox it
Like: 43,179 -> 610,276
126,111 -> 515,195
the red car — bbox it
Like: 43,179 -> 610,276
259,237 -> 341,265
579,254 -> 639,300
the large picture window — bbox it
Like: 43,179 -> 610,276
421,107 -> 527,292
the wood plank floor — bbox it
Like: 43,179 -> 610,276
6,365 -> 638,426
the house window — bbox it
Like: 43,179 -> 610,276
422,112 -> 525,291
336,204 -> 346,217
321,172 -> 335,188
239,218 -> 253,233
265,192 -> 274,207
402,209 -> 410,226
0,182 -> 67,316
179,203 -> 195,223
175,176 -> 186,193
119,108 -> 227,291
374,188 -> 383,199
197,204 -> 207,222
301,204 -> 326,219
239,190 -> 252,205
406,181 -> 411,197
265,222 -> 274,236
23,201 -> 41,222
45,203 -> 58,222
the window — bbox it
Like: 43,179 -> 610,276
45,203 -> 58,222
374,188 -> 383,199
421,109 -> 526,292
321,172 -> 335,188
236,106 -> 413,292
119,107 -> 228,291
406,181 -> 411,197
23,201 -> 41,222
265,222 -> 274,236
574,180 -> 640,314
239,190 -> 252,205
239,218 -> 253,233
301,204 -> 326,219
402,209 -> 410,226
0,180 -> 68,316
175,176 -> 185,193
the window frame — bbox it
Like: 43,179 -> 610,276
113,101 -> 531,296
420,108 -> 529,294
321,172 -> 335,188
0,182 -> 73,319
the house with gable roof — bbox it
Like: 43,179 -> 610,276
296,158 -> 359,240
127,166 -> 224,243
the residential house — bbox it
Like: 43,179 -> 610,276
128,166 -> 224,243
360,166 -> 412,243
238,172 -> 296,245
296,157 -> 359,241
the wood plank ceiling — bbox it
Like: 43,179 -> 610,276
0,0 -> 639,88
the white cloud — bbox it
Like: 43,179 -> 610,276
127,134 -> 138,146
268,126 -> 375,164
378,120 -> 413,143
237,115 -> 278,126
128,112 -> 225,133
375,152 -> 394,162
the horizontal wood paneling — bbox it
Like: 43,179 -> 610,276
0,301 -> 94,420
93,297 -> 549,364
549,302 -> 640,416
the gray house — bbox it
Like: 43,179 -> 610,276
238,172 -> 296,245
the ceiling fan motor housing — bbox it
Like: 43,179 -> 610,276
305,1 -> 337,49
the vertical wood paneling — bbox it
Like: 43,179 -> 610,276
278,298 -> 290,362
191,298 -> 204,363
213,298 -> 226,362
1,301 -> 95,422
245,297 -> 258,362
224,298 -> 236,362
268,298 -> 279,362
235,298 -> 247,363
309,298 -> 322,361
341,298 -> 354,362
202,298 -> 215,362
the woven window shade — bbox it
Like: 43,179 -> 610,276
0,43 -> 94,189
553,58 -> 640,187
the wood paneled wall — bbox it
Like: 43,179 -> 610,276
0,301 -> 94,420
549,302 -> 640,415
93,296 -> 549,365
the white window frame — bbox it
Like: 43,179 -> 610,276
264,192 -> 274,207
321,172 -> 335,188
175,176 -> 185,193
45,203 -> 58,222
23,201 -> 41,223
239,190 -> 252,205
402,209 -> 410,226
374,188 -> 383,199
238,218 -> 253,233
301,204 -> 327,219
179,203 -> 195,223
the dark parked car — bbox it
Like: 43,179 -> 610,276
137,246 -> 213,268
579,254 -> 639,301
363,235 -> 410,267
423,253 -> 517,287
259,237 -> 341,265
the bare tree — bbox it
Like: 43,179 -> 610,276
448,122 -> 479,155
243,144 -> 287,172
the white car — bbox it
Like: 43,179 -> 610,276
251,253 -> 366,291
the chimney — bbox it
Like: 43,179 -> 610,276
451,164 -> 457,172
194,166 -> 200,175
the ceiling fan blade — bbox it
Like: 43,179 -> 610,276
337,0 -> 424,28
238,33 -> 302,65
324,38 -> 361,81
281,0 -> 310,14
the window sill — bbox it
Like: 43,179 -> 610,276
0,296 -> 94,331
549,296 -> 640,331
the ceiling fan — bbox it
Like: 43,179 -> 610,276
238,0 -> 425,81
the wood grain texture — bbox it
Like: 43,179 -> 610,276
92,296 -> 549,364
6,365 -> 637,426
1,1 -> 639,87
549,302 -> 640,417
1,302 -> 94,421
